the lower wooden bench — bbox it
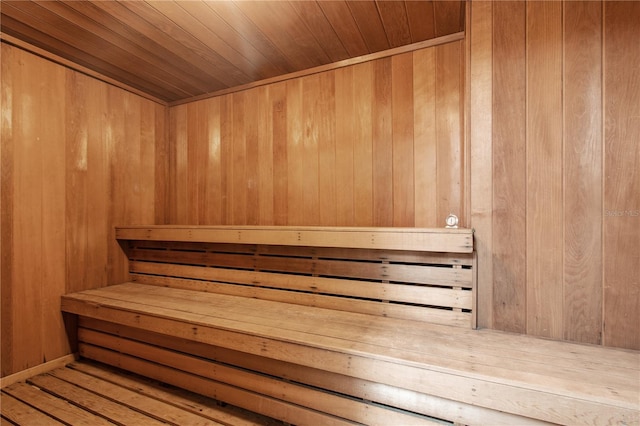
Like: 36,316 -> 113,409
61,226 -> 639,425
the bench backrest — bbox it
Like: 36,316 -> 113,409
116,226 -> 476,328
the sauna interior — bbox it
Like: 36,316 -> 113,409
1,1 -> 639,425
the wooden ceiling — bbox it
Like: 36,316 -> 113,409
1,1 -> 465,104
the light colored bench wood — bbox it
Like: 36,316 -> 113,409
62,226 -> 640,425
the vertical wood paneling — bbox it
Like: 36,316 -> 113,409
563,0 -> 603,344
469,0 -> 493,329
185,102 -> 200,224
1,44 -> 15,375
352,62 -> 374,227
286,79 -> 304,225
271,82 -> 288,225
413,48 -> 437,228
335,66 -> 355,225
603,0 -> 640,349
491,1 -> 527,334
65,74 -> 109,294
256,86 -> 274,225
167,41 -> 464,230
317,73 -> 337,226
1,44 -> 162,376
139,101 -> 156,222
232,91 -> 247,225
469,0 -> 639,349
155,102 -> 170,225
526,1 -> 564,339
372,57 -> 394,226
11,44 -> 46,372
436,41 -> 463,226
391,53 -> 415,227
206,97 -> 223,224
302,75 -> 321,225
40,61 -> 67,363
106,88 -> 127,283
220,95 -> 233,225
245,90 -> 260,226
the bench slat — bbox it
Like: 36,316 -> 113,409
116,226 -> 474,253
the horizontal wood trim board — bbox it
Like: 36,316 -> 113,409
0,355 -> 77,389
116,226 -> 474,253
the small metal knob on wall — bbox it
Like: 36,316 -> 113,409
445,214 -> 458,228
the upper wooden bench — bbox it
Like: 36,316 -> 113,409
62,226 -> 639,426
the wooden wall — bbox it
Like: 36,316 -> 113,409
0,44 -> 164,376
2,0 -> 638,380
469,0 -> 639,349
166,40 -> 465,228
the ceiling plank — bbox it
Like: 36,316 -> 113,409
376,1 -> 413,48
318,1 -> 370,57
434,0 -> 465,37
179,1 -> 283,79
39,1 -> 211,95
345,1 -> 390,53
204,1 -> 294,75
0,4 -> 185,101
288,1 -> 350,64
1,32 -> 167,105
142,0 -> 253,88
233,1 -> 331,71
63,1 -> 217,94
406,1 -> 437,41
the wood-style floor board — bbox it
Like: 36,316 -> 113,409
0,360 -> 283,426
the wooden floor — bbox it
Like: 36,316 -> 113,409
1,360 -> 285,426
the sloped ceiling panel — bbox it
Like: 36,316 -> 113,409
1,1 -> 465,103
